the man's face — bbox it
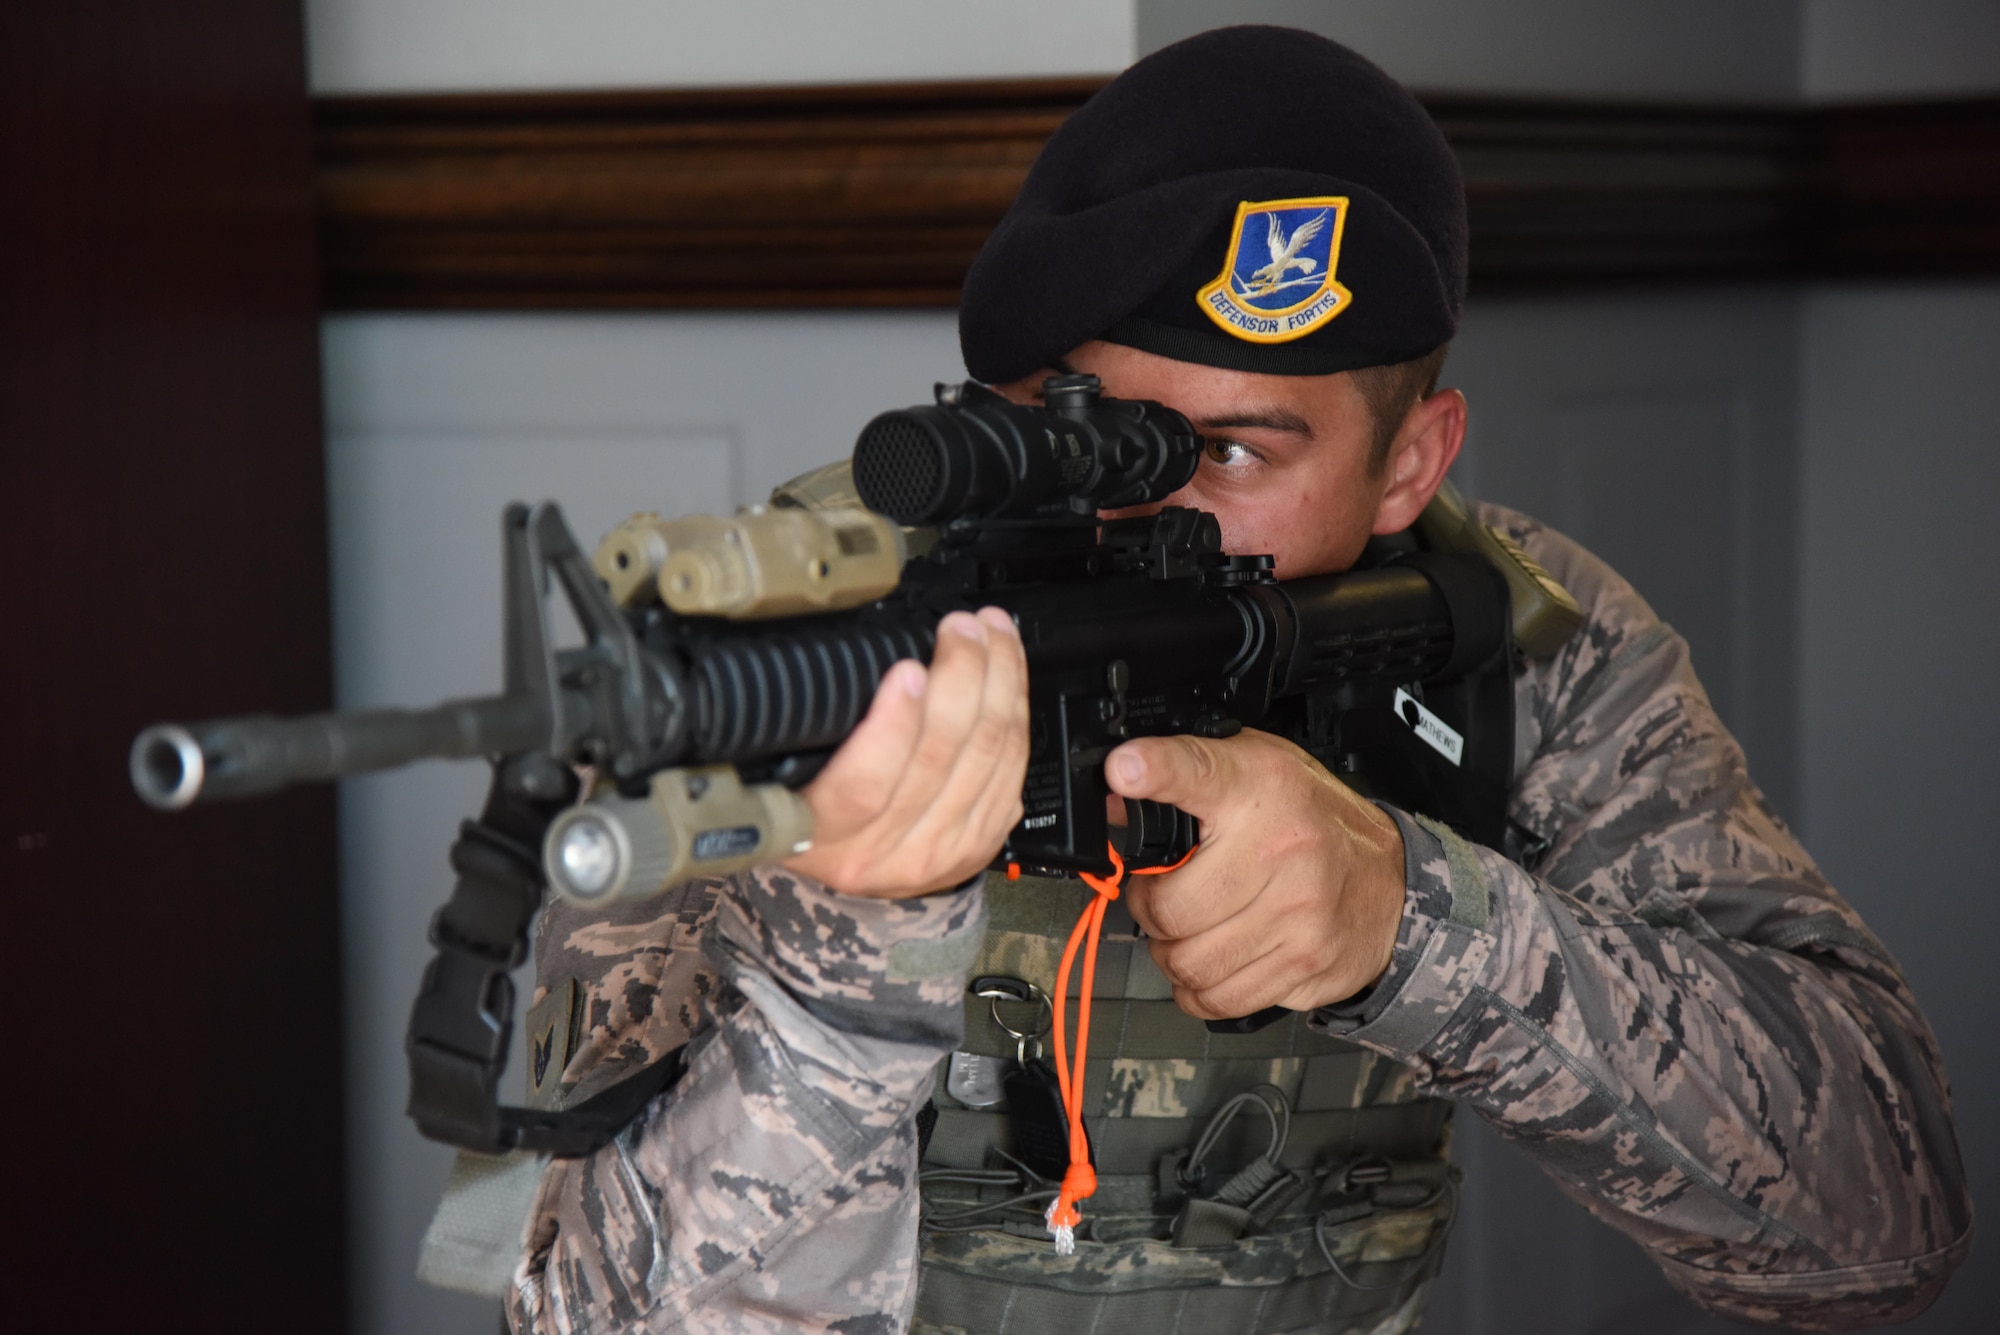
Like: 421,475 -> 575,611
997,341 -> 1460,580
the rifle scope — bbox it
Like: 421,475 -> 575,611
850,375 -> 1201,525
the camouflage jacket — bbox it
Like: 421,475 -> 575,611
509,503 -> 1971,1332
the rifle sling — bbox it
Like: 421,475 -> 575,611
405,761 -> 686,1158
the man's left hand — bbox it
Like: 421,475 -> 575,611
1106,729 -> 1408,1020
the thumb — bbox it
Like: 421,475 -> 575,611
1103,734 -> 1236,820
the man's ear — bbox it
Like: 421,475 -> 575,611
1371,388 -> 1467,535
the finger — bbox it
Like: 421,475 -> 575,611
1174,964 -> 1293,1023
949,608 -> 1028,797
800,657 -> 928,835
898,608 -> 1029,866
1104,733 -> 1241,822
1148,888 -> 1300,995
1183,939 -> 1345,1021
950,607 -> 1031,831
1154,894 -> 1314,1018
1121,854 -> 1265,943
869,611 -> 996,837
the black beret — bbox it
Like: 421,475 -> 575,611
960,26 -> 1466,382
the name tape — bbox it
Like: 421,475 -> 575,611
1393,687 -> 1464,766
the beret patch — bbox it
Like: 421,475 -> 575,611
1195,196 -> 1353,344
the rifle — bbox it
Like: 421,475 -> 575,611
129,373 -> 1580,1155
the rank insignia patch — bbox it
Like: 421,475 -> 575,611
1196,196 -> 1353,343
524,977 -> 582,1110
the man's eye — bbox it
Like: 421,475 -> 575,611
1203,438 -> 1257,466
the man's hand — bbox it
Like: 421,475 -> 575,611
1106,730 -> 1408,1018
783,607 -> 1029,899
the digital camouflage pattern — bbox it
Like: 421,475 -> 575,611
533,876 -> 722,1109
508,868 -> 986,1333
509,504 -> 1970,1333
1312,503 -> 1972,1328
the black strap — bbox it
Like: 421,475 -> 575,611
404,754 -> 686,1158
916,1099 -> 940,1161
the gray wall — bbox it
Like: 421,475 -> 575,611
1795,285 -> 2000,1335
1138,0 -> 1805,101
1446,291 -> 1804,814
305,0 -> 1135,92
1804,0 -> 2000,100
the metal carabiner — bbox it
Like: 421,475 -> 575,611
970,974 -> 1053,1065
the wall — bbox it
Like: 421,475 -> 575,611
1793,17 -> 2000,1335
1445,292 -> 1804,812
1795,285 -> 2000,1335
1137,0 -> 1803,101
306,0 -> 1135,93
1804,0 -> 2000,101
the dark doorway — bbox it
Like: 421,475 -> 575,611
1,1 -> 344,1326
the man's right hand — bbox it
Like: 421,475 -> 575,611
782,607 -> 1029,899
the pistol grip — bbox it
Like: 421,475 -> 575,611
1119,797 -> 1199,870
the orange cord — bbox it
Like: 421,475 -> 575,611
1044,839 -> 1197,1251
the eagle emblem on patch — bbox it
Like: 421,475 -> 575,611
1196,196 -> 1352,343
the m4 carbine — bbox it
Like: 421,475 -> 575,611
129,374 -> 1579,1155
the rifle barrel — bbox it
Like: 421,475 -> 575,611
131,695 -> 550,809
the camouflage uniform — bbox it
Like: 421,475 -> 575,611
509,504 -> 1971,1333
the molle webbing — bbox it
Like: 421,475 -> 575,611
957,992 -> 1386,1065
916,874 -> 1454,1334
926,1101 -> 1451,1177
915,1186 -> 1452,1335
914,1257 -> 1435,1335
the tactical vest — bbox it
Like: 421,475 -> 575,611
913,874 -> 1457,1335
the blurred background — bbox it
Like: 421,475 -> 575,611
5,2 -> 1995,1332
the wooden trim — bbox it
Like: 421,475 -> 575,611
1428,97 -> 1805,289
315,79 -> 1104,308
314,81 -> 2000,309
1807,99 -> 2000,276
